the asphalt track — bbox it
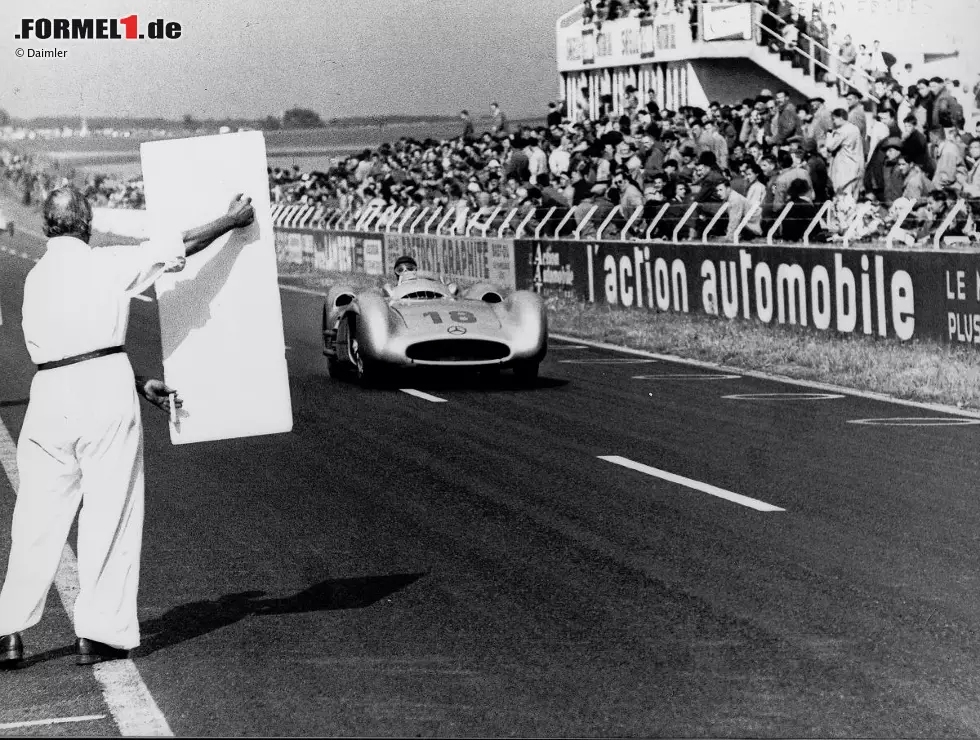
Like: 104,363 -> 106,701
4,210 -> 980,736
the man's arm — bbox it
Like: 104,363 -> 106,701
182,194 -> 255,258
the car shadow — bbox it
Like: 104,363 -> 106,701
21,572 -> 424,665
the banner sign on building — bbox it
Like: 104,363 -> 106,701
515,239 -> 980,346
702,3 -> 754,41
557,13 -> 688,71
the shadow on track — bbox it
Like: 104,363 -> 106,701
22,572 -> 424,665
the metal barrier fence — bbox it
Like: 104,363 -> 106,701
270,197 -> 980,251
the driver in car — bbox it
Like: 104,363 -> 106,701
393,255 -> 419,284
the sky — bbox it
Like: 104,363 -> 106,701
0,0 -> 575,121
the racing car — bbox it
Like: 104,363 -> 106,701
322,274 -> 547,385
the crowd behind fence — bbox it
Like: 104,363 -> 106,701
272,193 -> 980,250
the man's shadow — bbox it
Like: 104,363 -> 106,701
23,572 -> 424,666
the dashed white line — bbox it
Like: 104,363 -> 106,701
848,417 -> 980,427
400,389 -> 448,403
723,392 -> 844,401
132,294 -> 154,303
599,455 -> 785,512
558,358 -> 658,364
0,715 -> 107,730
633,373 -> 742,380
0,418 -> 173,737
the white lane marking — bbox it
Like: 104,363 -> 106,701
848,417 -> 980,427
599,455 -> 785,512
551,333 -> 980,420
400,389 -> 448,403
550,345 -> 588,350
277,282 -> 325,297
558,359 -> 658,364
132,294 -> 154,303
634,373 -> 742,380
723,392 -> 844,401
0,419 -> 174,737
0,715 -> 107,730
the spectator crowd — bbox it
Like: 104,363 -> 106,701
4,3 -> 980,248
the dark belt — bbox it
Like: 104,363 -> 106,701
36,346 -> 126,371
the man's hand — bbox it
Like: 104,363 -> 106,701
227,193 -> 255,229
139,378 -> 182,414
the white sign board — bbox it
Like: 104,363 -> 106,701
141,131 -> 293,444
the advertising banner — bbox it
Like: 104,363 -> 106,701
515,239 -> 980,346
557,13 -> 688,71
702,3 -> 754,41
274,228 -> 383,275
385,233 -> 516,289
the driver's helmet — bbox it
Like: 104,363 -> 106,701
393,255 -> 419,283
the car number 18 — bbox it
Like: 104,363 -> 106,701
423,311 -> 477,324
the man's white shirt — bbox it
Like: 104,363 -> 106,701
22,234 -> 184,364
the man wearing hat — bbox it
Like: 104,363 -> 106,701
881,138 -> 906,205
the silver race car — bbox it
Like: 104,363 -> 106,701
322,275 -> 547,385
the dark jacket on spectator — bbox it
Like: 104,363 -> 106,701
772,102 -> 800,145
901,128 -> 933,176
882,159 -> 905,205
806,150 -> 831,204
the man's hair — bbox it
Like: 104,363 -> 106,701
43,186 -> 92,240
831,108 -> 848,120
903,114 -> 917,125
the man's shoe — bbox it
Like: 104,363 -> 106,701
0,633 -> 24,669
76,638 -> 129,666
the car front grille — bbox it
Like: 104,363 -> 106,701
406,339 -> 510,362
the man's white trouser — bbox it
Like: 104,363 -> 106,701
0,353 -> 144,649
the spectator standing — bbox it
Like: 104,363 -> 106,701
960,138 -> 980,199
837,34 -> 857,96
769,90 -> 800,146
845,91 -> 867,146
549,136 -> 572,178
881,140 -> 906,205
869,41 -> 890,81
914,79 -> 935,131
804,139 -> 831,204
825,107 -> 865,199
901,114 -> 933,176
808,97 -> 833,147
460,110 -> 475,142
932,127 -> 965,189
897,154 -> 933,203
576,87 -> 591,121
489,102 -> 509,136
930,77 -> 966,130
525,135 -> 548,182
717,178 -> 760,241
809,9 -> 829,83
854,44 -> 873,95
546,102 -> 563,129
